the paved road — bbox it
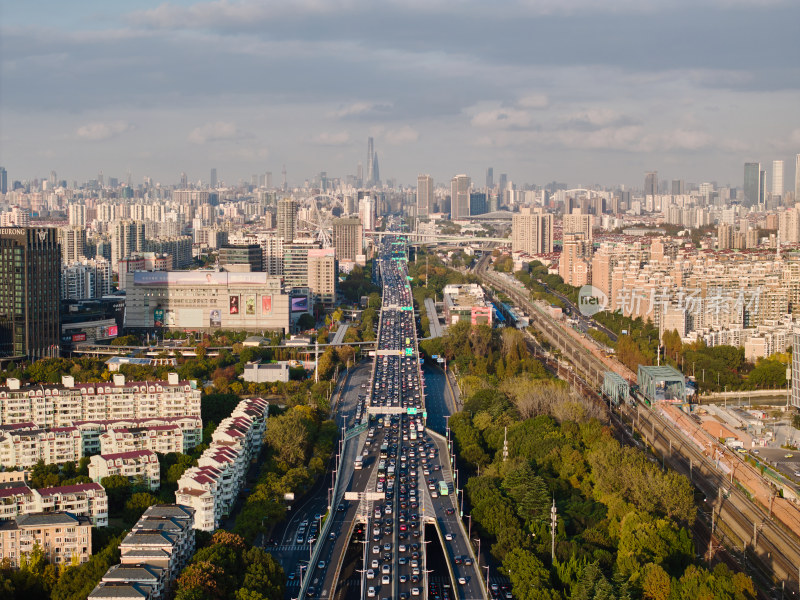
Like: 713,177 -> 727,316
266,361 -> 372,599
422,364 -> 456,435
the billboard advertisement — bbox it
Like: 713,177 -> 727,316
154,308 -> 164,327
262,295 -> 272,314
291,296 -> 309,312
71,333 -> 87,342
165,310 -> 176,326
246,295 -> 256,315
107,325 -> 118,337
229,295 -> 240,314
210,309 -> 221,327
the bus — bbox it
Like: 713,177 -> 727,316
437,481 -> 449,496
354,456 -> 363,470
409,427 -> 417,441
380,443 -> 389,459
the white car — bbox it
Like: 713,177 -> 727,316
367,569 -> 375,579
459,576 -> 467,585
372,545 -> 380,554
411,587 -> 420,596
371,559 -> 379,569
367,586 -> 376,597
382,575 -> 391,585
445,533 -> 453,541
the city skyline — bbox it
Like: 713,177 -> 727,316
1,1 -> 799,188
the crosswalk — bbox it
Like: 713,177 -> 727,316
270,544 -> 311,553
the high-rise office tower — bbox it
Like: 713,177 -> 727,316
671,180 -> 685,195
219,244 -> 263,272
772,160 -> 784,198
0,167 -> 6,194
450,175 -> 471,220
498,173 -> 508,194
512,207 -> 553,255
469,193 -> 487,216
180,172 -> 187,188
644,172 -> 658,197
366,137 -> 374,185
111,221 -> 145,272
277,198 -> 297,241
0,228 -> 61,360
486,168 -> 494,189
210,168 -> 217,189
743,162 -> 761,207
359,197 -> 375,231
417,175 -> 433,218
760,169 -> 767,208
332,217 -> 363,261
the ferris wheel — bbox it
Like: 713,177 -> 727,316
300,193 -> 345,247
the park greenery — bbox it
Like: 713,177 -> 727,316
174,531 -> 284,600
444,320 -> 756,600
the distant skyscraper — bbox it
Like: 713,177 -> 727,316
357,162 -> 363,187
0,228 -> 60,360
760,169 -> 767,208
0,167 -> 7,194
450,175 -> 471,220
772,160 -> 784,198
210,168 -> 217,188
498,173 -> 508,192
486,167 -> 494,189
417,175 -> 433,218
180,172 -> 187,188
644,171 -> 658,196
111,221 -> 145,272
277,197 -> 297,241
796,154 -> 800,202
671,179 -> 684,195
372,153 -> 380,186
366,137 -> 374,185
743,162 -> 761,207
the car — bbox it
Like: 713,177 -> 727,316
458,577 -> 468,585
464,557 -> 473,566
411,588 -> 420,596
317,560 -> 325,569
367,569 -> 375,579
795,471 -> 800,477
372,545 -> 380,554
751,449 -> 759,455
400,575 -> 408,583
445,532 -> 453,540
382,564 -> 390,574
367,587 -> 376,598
382,575 -> 391,585
785,453 -> 794,459
287,572 -> 296,580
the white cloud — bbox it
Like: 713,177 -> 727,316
76,120 -> 132,141
517,93 -> 549,109
331,101 -> 393,119
471,108 -> 532,129
384,126 -> 419,144
188,121 -> 248,144
313,131 -> 351,146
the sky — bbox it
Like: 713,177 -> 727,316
1,0 -> 799,190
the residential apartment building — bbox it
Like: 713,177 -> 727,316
75,416 -> 202,456
512,207 -> 553,255
0,512 -> 92,568
37,483 -> 108,526
100,425 -> 185,455
89,450 -> 161,491
0,424 -> 83,468
332,217 -> 363,261
90,504 -> 195,599
307,248 -> 337,308
0,373 -> 200,429
176,397 -> 268,530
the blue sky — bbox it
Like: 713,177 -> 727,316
1,0 -> 799,190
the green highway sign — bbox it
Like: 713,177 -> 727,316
407,407 -> 418,415
405,348 -> 413,356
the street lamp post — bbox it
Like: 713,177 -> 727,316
466,513 -> 472,539
472,537 -> 481,566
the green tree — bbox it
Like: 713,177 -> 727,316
124,492 -> 160,525
296,313 -> 315,330
503,548 -> 559,600
100,475 -> 131,515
